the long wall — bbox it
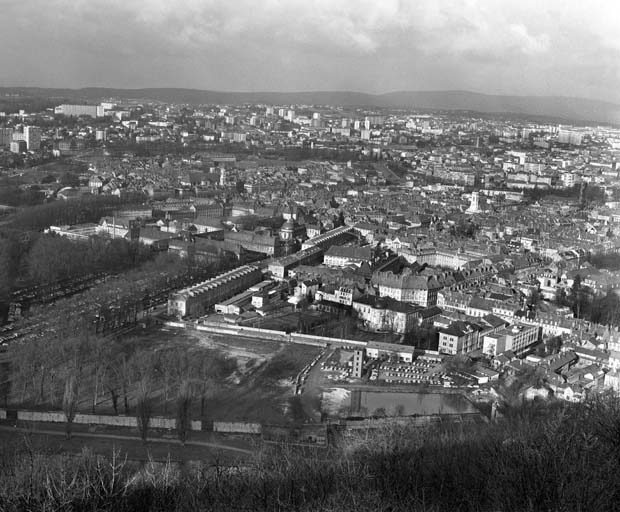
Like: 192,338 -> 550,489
187,320 -> 442,358
1,409 -> 263,434
193,320 -> 364,348
15,410 -> 178,430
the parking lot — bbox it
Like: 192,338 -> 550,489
377,357 -> 444,385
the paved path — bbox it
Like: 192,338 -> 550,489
0,425 -> 253,454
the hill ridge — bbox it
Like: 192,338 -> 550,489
2,87 -> 619,125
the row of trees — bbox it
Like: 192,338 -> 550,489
0,231 -> 158,321
523,183 -> 616,204
26,234 -> 153,285
15,252 -> 222,340
0,179 -> 46,207
0,189 -> 170,319
8,330 -> 238,444
6,194 -> 144,231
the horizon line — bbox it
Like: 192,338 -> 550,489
0,85 -> 617,105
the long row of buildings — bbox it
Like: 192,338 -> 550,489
167,265 -> 262,318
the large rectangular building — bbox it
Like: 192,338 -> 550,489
224,230 -> 284,257
482,324 -> 541,357
24,126 -> 42,150
267,245 -> 323,279
324,245 -> 374,268
167,265 -> 262,318
55,104 -> 105,118
352,295 -> 420,334
301,225 -> 355,250
371,271 -> 442,307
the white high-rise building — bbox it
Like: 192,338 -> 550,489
558,129 -> 584,146
24,126 -> 42,150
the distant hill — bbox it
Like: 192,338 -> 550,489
2,87 -> 620,125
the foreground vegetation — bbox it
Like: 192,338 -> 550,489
2,395 -> 620,511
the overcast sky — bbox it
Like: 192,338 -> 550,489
1,0 -> 619,102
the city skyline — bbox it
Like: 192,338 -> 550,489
1,0 -> 619,103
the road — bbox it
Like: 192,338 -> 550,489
0,423 -> 255,463
299,347 -> 336,421
0,424 -> 252,453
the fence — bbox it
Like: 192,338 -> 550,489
189,320 -> 365,348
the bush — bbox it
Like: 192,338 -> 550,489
2,396 -> 620,510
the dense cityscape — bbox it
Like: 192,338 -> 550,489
1,96 -> 620,423
1,0 -> 620,510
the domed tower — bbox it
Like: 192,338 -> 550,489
280,218 -> 297,256
280,218 -> 295,241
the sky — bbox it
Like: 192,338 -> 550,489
1,0 -> 619,102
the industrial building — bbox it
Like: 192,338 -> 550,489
167,265 -> 262,318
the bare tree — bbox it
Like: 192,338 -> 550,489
176,380 -> 193,446
103,359 -> 120,415
62,373 -> 79,440
8,336 -> 41,403
135,379 -> 153,444
111,352 -> 132,414
90,340 -> 110,414
155,349 -> 176,415
0,361 -> 11,408
191,353 -> 216,418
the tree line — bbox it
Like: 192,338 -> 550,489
0,232 -> 155,321
5,194 -> 145,231
26,234 -> 153,286
4,252 -> 233,443
0,194 -> 149,319
0,180 -> 46,207
16,251 -> 223,335
7,328 -> 237,445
